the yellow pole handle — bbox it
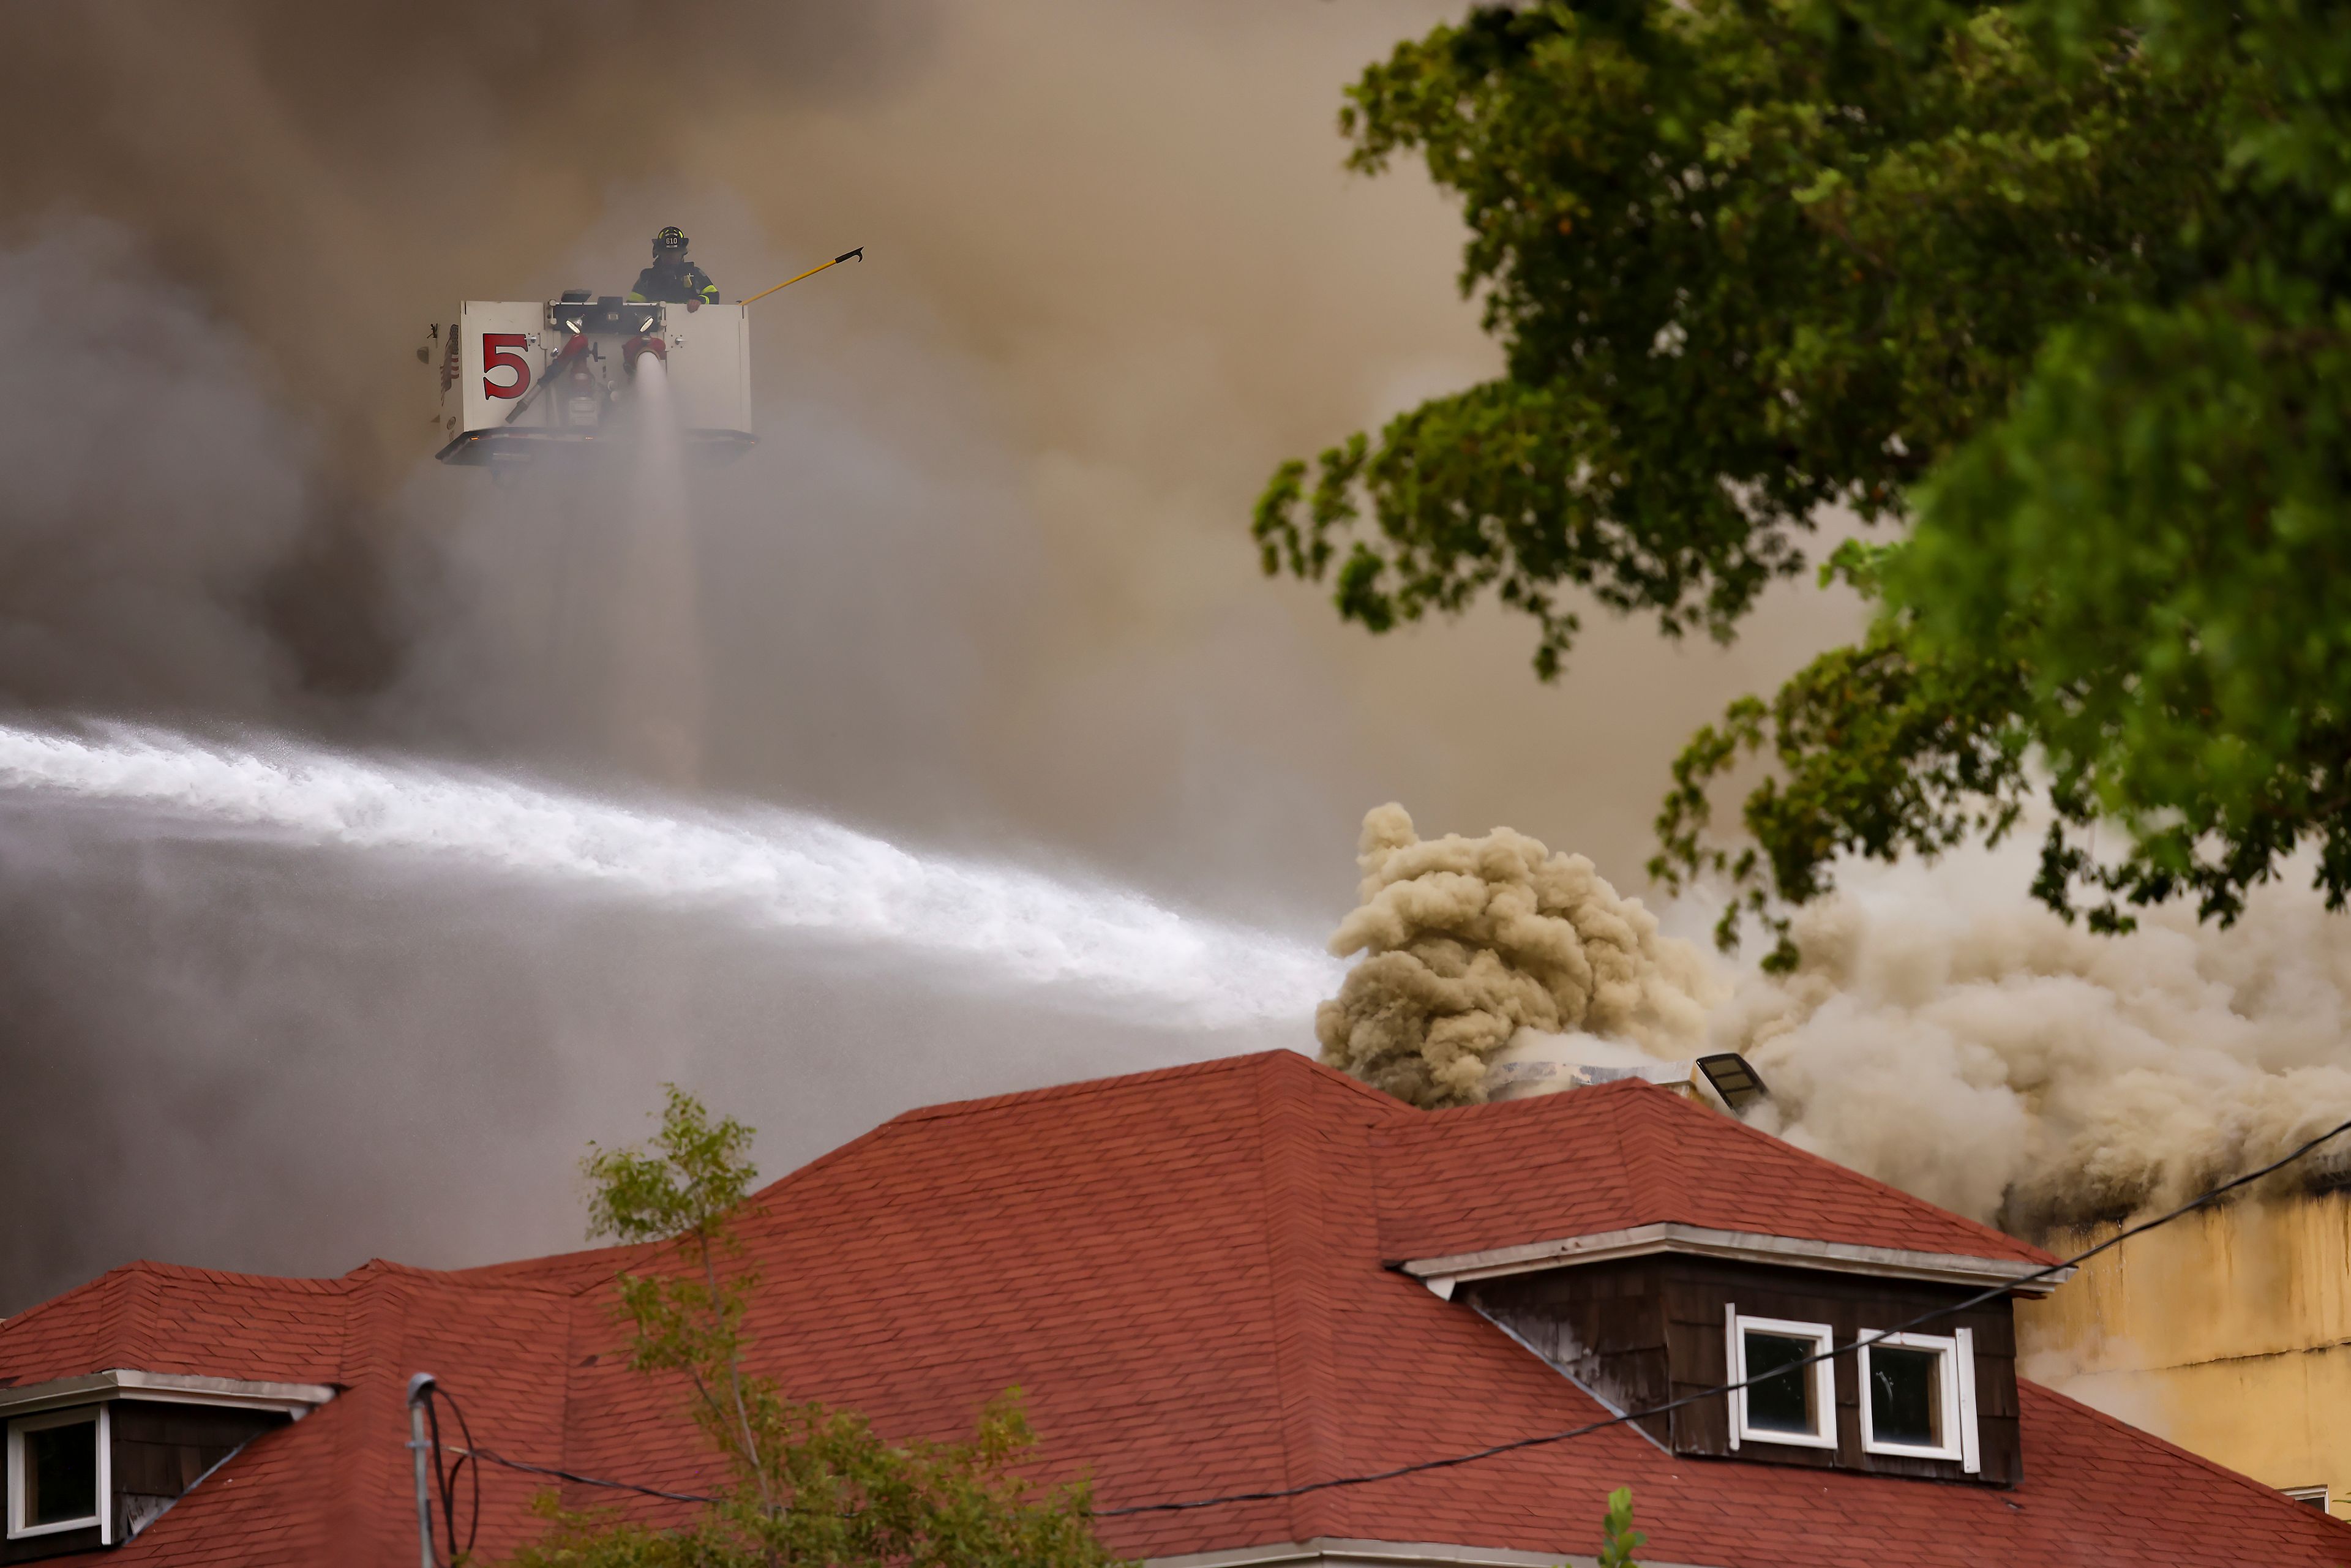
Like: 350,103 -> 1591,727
739,247 -> 864,307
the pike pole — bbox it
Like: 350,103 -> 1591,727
739,246 -> 864,307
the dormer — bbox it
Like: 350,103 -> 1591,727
1,1370 -> 332,1559
1376,1078 -> 2070,1487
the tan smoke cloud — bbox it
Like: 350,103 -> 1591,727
1319,811 -> 2351,1230
1720,850 -> 2351,1231
0,0 -> 1872,1313
1314,804 -> 1720,1106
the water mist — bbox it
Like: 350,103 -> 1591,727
614,350 -> 703,787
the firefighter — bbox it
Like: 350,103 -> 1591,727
629,227 -> 720,310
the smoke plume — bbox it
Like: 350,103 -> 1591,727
0,223 -> 309,719
0,0 -> 1932,1319
18,1 -> 1738,1315
1317,808 -> 2351,1232
1723,851 -> 2351,1231
1314,805 -> 1719,1106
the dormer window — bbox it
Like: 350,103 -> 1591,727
1448,1242 -> 2028,1483
6,1405 -> 109,1544
1860,1329 -> 1979,1471
1728,1312 -> 1836,1450
0,1371 -> 332,1556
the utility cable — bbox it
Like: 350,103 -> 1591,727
415,1381 -> 481,1564
452,1442 -> 719,1506
1094,1111 -> 2351,1515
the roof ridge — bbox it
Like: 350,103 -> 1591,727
1250,1051 -> 1382,1542
1283,1052 -> 1420,1116
141,1259 -> 348,1292
885,1052 -> 1264,1126
737,1056 -> 1327,1240
99,1259 -> 161,1371
733,1058 -> 1272,1226
328,1270 -> 418,1545
1369,1078 -> 2056,1268
1657,1084 -> 2058,1264
0,1264 -> 124,1348
741,1116 -> 931,1218
445,1238 -> 667,1297
1434,1079 -> 2053,1262
738,1056 -> 1314,1212
3,1259 -> 345,1345
1606,1081 -> 1642,1227
333,1258 -> 595,1301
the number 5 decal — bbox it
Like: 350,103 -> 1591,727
482,333 -> 531,399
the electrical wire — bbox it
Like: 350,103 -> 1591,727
408,1112 -> 2351,1526
454,1443 -> 719,1506
416,1382 -> 481,1564
1094,1111 -> 2351,1515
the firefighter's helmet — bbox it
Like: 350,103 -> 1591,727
653,227 -> 689,255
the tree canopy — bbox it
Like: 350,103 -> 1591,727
1255,0 -> 2351,963
506,1086 -> 1118,1568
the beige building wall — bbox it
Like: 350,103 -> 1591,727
2016,1190 -> 2351,1519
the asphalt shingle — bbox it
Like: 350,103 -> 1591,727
2,1051 -> 2340,1567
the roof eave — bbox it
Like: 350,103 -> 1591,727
1397,1221 -> 2071,1300
1142,1536 -> 1727,1568
0,1368 -> 339,1419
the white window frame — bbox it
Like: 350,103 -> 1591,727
5,1403 -> 111,1542
2283,1485 -> 2330,1511
1858,1327 -> 1979,1472
1725,1307 -> 1837,1451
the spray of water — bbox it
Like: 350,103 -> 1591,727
614,350 -> 704,786
0,722 -> 1341,1030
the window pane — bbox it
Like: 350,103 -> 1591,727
24,1419 -> 99,1526
1870,1346 -> 1943,1447
1743,1331 -> 1817,1434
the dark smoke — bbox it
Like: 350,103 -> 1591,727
0,1 -> 1861,1314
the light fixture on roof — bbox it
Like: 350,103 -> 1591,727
1697,1053 -> 1770,1113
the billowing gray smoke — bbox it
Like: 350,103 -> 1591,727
1316,809 -> 2351,1233
1723,850 -> 2351,1231
0,0 -> 1908,1319
0,223 -> 309,718
4,0 -> 1600,1316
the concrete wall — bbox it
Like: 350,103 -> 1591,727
2016,1190 -> 2351,1518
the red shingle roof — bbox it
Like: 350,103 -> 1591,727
1374,1076 -> 2058,1267
2,1050 -> 2341,1567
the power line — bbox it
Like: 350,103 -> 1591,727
412,1381 -> 480,1566
1095,1111 -> 2351,1515
456,1442 -> 718,1506
412,1385 -> 718,1539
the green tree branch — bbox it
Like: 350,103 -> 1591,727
509,1087 -> 1121,1568
1272,0 -> 2351,945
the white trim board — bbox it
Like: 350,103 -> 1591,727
1403,1222 -> 2069,1300
6,1401 -> 110,1544
1144,1536 -> 1726,1568
1856,1327 -> 1978,1470
1726,1308 -> 1838,1452
0,1370 -> 336,1420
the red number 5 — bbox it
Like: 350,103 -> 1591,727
482,334 -> 531,399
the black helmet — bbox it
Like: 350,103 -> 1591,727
653,227 -> 689,255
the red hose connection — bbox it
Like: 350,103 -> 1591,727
624,334 -> 667,374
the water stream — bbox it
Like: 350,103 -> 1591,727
0,722 -> 1341,1030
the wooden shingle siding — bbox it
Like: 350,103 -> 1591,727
110,1401 -> 285,1539
1468,1255 -> 2023,1485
